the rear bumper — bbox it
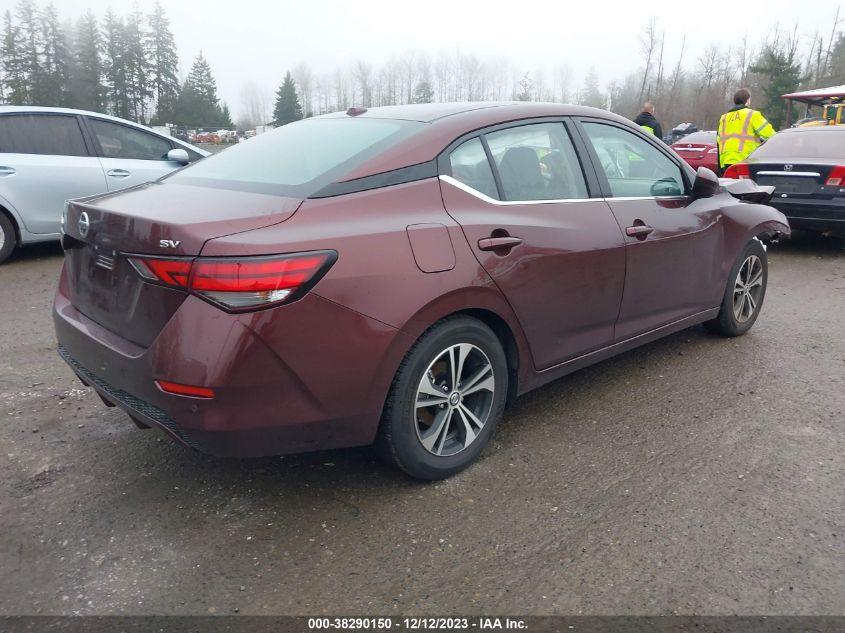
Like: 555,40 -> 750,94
53,268 -> 411,457
768,197 -> 845,234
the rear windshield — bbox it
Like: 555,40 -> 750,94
675,131 -> 716,145
752,130 -> 845,160
169,117 -> 425,196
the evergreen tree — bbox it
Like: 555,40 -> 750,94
412,80 -> 433,104
174,52 -> 227,127
272,71 -> 303,126
220,102 -> 233,128
16,0 -> 41,104
38,3 -> 70,106
122,7 -> 151,121
827,34 -> 845,85
1,10 -> 28,104
147,1 -> 179,123
750,44 -> 802,129
68,10 -> 104,111
102,9 -> 128,118
578,67 -> 606,109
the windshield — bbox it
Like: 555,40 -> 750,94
752,130 -> 845,160
170,117 -> 425,196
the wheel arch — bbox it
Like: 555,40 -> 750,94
369,285 -> 535,423
454,307 -> 520,407
0,199 -> 22,247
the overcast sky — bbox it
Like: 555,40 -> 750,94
35,0 -> 845,117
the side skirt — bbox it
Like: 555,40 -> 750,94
522,307 -> 721,394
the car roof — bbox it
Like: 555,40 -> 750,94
0,105 -> 210,155
318,101 -> 620,123
779,125 -> 845,133
327,102 -> 637,181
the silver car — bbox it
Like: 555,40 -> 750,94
0,106 -> 209,263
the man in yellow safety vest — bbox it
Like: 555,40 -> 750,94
717,88 -> 775,175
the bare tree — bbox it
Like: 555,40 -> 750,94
638,17 -> 660,102
292,62 -> 314,116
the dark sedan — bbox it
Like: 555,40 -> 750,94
54,102 -> 789,479
724,126 -> 845,236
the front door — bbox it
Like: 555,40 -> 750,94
578,120 -> 726,340
439,121 -> 626,370
86,117 -> 182,192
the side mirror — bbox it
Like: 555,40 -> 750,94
167,148 -> 190,165
691,166 -> 719,198
650,177 -> 683,197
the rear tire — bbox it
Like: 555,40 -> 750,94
0,212 -> 16,264
376,316 -> 508,480
705,239 -> 768,337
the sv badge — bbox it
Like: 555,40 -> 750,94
159,239 -> 182,248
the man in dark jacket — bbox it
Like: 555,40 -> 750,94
633,102 -> 663,140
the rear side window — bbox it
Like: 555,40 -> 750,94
0,114 -> 89,157
485,122 -> 588,201
448,137 -> 499,200
89,119 -> 173,161
170,118 -> 425,197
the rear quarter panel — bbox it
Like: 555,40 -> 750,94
201,178 -> 536,398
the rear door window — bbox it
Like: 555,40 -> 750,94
88,118 -> 173,161
484,122 -> 588,201
0,114 -> 89,157
448,137 -> 499,200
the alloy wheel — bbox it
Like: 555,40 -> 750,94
414,343 -> 495,457
732,254 -> 764,323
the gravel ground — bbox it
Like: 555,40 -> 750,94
0,232 -> 843,616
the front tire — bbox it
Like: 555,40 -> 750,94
0,213 -> 16,264
376,316 -> 508,480
705,239 -> 768,337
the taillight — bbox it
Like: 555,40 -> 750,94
723,164 -> 751,179
191,252 -> 336,310
128,251 -> 337,312
825,166 -> 845,186
128,257 -> 191,288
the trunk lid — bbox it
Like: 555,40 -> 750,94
749,159 -> 838,198
673,143 -> 711,161
62,181 -> 302,347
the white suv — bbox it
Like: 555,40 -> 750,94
0,106 -> 209,263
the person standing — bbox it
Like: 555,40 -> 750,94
634,102 -> 664,140
717,88 -> 775,175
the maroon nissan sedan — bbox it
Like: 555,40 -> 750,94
54,103 -> 789,479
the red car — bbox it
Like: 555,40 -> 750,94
671,131 -> 719,172
54,103 -> 789,479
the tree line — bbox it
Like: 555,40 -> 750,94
2,1 -> 843,133
1,0 -> 232,128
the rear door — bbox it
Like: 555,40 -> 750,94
0,113 -> 106,234
576,119 -> 726,340
439,119 -> 626,370
85,117 -> 185,191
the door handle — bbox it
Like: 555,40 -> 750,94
0,166 -> 16,176
107,169 -> 131,178
478,236 -> 523,251
626,224 -> 654,239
